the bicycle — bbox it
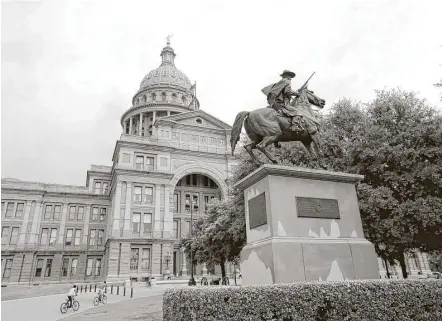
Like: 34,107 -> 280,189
93,293 -> 107,306
60,297 -> 80,314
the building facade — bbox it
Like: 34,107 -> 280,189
1,40 -> 237,285
1,40 -> 433,286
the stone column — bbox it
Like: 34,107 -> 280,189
28,201 -> 43,246
406,252 -> 419,277
167,111 -> 171,116
123,182 -> 132,237
129,117 -> 133,135
139,113 -> 143,136
202,263 -> 208,276
377,257 -> 386,278
123,121 -> 127,134
181,248 -> 187,276
152,111 -> 157,136
82,205 -> 91,245
112,183 -> 122,237
153,184 -> 162,238
18,201 -> 32,247
163,186 -> 173,238
57,204 -> 68,246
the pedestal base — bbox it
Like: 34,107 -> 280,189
241,237 -> 379,285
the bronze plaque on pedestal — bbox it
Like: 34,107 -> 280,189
296,197 -> 340,219
248,192 -> 267,229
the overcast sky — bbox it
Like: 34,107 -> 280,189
2,0 -> 442,186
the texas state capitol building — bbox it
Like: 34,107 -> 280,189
1,40 -> 433,285
1,40 -> 237,285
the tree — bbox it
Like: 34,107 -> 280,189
429,251 -> 442,273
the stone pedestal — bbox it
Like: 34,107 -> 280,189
234,165 -> 379,286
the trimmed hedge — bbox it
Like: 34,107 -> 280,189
163,279 -> 442,320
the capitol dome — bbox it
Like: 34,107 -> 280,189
139,42 -> 192,90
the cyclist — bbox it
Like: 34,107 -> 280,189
67,285 -> 77,308
98,281 -> 106,301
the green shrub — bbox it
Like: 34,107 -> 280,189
163,279 -> 442,320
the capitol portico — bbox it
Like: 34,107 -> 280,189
1,39 -> 237,285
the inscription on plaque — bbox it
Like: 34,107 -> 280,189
296,197 -> 340,219
248,192 -> 267,229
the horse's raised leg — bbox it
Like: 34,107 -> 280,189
256,135 -> 279,164
244,141 -> 261,166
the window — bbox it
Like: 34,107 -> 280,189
134,186 -> 142,202
69,206 -> 76,220
174,193 -> 179,212
9,227 -> 19,245
65,229 -> 73,246
145,157 -> 154,171
130,248 -> 139,271
44,205 -> 52,220
103,182 -> 109,195
35,259 -> 44,277
193,195 -> 199,212
54,205 -> 61,220
15,203 -> 24,218
77,207 -> 84,221
151,93 -> 156,101
45,259 -> 53,277
135,156 -> 144,170
71,258 -> 78,276
204,176 -> 209,187
185,175 -> 191,186
62,258 -> 69,277
141,248 -> 150,271
173,220 -> 179,238
92,207 -> 99,221
185,194 -> 199,213
162,92 -> 166,102
94,182 -> 101,194
2,227 -> 9,245
74,230 -> 81,246
49,229 -> 57,245
98,230 -> 104,246
5,203 -> 14,218
95,258 -> 101,276
172,93 -> 177,102
143,214 -> 152,232
100,208 -> 106,221
86,258 -> 93,276
3,259 -> 12,278
144,187 -> 153,203
89,229 -> 96,246
132,213 -> 141,233
40,228 -> 49,245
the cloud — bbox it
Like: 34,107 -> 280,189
2,0 -> 442,185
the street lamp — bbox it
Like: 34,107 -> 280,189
186,195 -> 197,286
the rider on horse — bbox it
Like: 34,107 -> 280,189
261,70 -> 317,134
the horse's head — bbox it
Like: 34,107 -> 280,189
304,88 -> 326,109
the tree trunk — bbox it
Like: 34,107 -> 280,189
220,261 -> 226,278
398,252 -> 408,279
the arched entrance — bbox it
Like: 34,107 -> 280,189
169,163 -> 229,278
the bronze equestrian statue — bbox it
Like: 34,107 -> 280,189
230,70 -> 326,166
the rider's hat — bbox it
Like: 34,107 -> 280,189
280,70 -> 296,78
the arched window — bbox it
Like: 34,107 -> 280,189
143,95 -> 147,103
172,93 -> 177,102
136,98 -> 140,105
151,93 -> 156,102
182,96 -> 186,105
162,92 -> 166,102
148,125 -> 153,136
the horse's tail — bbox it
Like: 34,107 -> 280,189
230,111 -> 249,155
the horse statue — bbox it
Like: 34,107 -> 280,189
230,88 -> 326,166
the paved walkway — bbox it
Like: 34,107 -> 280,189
1,285 -> 183,321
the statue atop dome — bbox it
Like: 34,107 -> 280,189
166,34 -> 173,46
